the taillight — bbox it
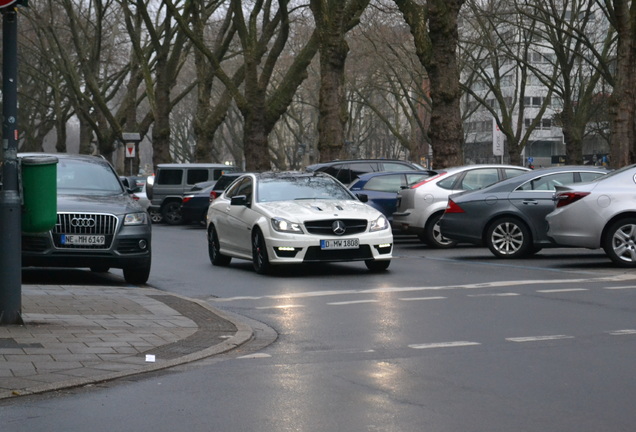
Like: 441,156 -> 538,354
445,199 -> 465,213
209,191 -> 219,202
182,196 -> 194,204
131,194 -> 140,201
411,172 -> 446,188
554,191 -> 590,208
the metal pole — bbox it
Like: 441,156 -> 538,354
0,8 -> 23,325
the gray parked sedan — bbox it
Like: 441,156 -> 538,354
440,166 -> 608,258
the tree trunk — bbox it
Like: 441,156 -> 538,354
317,39 -> 349,161
243,95 -> 271,171
608,0 -> 636,168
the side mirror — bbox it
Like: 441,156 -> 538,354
230,195 -> 249,206
356,193 -> 369,203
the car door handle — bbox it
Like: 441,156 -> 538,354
522,200 -> 538,205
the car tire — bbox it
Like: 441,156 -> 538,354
252,228 -> 271,275
422,213 -> 457,248
162,201 -> 183,225
123,258 -> 151,284
486,217 -> 532,258
602,217 -> 636,268
208,225 -> 231,266
149,210 -> 163,224
365,259 -> 390,272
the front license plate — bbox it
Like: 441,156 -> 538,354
61,234 -> 106,246
320,238 -> 359,250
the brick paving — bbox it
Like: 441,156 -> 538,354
0,285 -> 252,399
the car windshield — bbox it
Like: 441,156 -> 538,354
57,158 -> 123,196
258,176 -> 354,202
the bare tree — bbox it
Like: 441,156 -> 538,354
597,0 -> 635,167
393,0 -> 466,169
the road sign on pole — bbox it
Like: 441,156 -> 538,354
125,142 -> 135,158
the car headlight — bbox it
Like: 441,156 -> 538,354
271,217 -> 303,233
124,212 -> 148,225
369,215 -> 389,232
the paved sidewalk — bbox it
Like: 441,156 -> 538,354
0,284 -> 253,400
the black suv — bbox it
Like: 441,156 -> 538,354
305,159 -> 425,184
20,153 -> 152,284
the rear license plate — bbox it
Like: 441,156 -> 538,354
61,234 -> 106,246
320,238 -> 359,250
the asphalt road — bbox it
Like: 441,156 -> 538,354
5,224 -> 636,432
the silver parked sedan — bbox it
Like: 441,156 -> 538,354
392,164 -> 530,247
546,164 -> 636,267
440,166 -> 608,258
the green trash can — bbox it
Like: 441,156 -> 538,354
21,155 -> 58,233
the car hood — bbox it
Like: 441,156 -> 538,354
58,193 -> 143,215
258,199 -> 382,220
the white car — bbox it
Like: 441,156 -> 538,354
392,164 -> 530,247
546,164 -> 636,267
206,172 -> 393,274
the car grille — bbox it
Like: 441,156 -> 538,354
304,219 -> 368,236
53,213 -> 118,249
303,245 -> 373,262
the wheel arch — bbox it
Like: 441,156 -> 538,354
601,211 -> 636,245
482,213 -> 534,245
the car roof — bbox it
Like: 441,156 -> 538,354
156,163 -> 234,168
306,159 -> 418,170
354,170 -> 437,180
19,152 -> 109,163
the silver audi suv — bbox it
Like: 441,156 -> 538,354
20,153 -> 152,284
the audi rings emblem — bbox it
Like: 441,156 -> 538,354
71,217 -> 96,228
331,220 -> 346,235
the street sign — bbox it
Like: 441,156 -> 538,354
125,142 -> 135,158
492,118 -> 504,156
0,0 -> 19,8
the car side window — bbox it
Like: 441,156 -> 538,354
157,169 -> 182,185
337,163 -> 377,184
224,178 -> 244,198
236,178 -> 253,204
459,169 -> 499,190
437,173 -> 460,190
504,168 -> 528,179
406,173 -> 431,186
517,172 -> 575,191
186,169 -> 209,185
364,175 -> 405,192
382,162 -> 414,172
580,172 -> 606,183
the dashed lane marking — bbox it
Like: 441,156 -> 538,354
536,288 -> 588,293
506,335 -> 574,343
608,329 -> 636,335
327,300 -> 379,306
467,293 -> 520,297
604,285 -> 636,290
409,341 -> 481,349
399,296 -> 446,301
211,274 -> 636,303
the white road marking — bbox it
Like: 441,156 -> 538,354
255,304 -> 305,310
399,296 -> 446,301
604,285 -> 636,290
608,329 -> 636,335
237,353 -> 272,359
327,300 -> 379,305
467,293 -> 520,297
211,274 -> 636,302
506,335 -> 574,343
536,288 -> 588,293
409,341 -> 481,349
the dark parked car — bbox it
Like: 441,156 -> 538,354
439,166 -> 608,258
348,170 -> 437,221
180,173 -> 246,225
305,159 -> 426,184
20,153 -> 152,284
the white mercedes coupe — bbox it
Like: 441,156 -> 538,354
206,172 -> 393,274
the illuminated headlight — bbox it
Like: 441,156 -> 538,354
271,217 -> 303,233
124,212 -> 148,225
369,215 -> 389,232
